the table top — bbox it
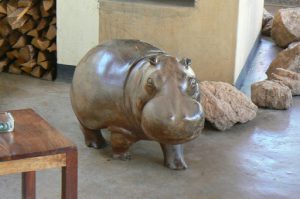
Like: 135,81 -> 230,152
0,109 -> 76,161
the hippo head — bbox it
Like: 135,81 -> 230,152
126,55 -> 205,145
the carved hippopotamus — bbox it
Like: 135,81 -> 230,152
70,40 -> 204,170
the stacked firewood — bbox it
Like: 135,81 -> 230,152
0,0 -> 56,80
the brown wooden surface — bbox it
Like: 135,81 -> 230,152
0,109 -> 75,161
62,149 -> 78,199
0,154 -> 66,175
22,171 -> 36,199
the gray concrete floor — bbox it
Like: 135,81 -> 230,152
1,37 -> 300,199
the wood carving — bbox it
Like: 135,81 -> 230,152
70,40 -> 205,170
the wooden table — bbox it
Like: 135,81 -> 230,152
0,109 -> 77,199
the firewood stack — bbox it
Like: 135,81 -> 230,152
0,0 -> 56,80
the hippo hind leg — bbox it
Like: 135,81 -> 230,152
160,144 -> 187,170
80,123 -> 107,149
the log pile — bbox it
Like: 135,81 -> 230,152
0,0 -> 56,80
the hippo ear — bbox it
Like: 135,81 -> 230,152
180,58 -> 192,69
149,56 -> 159,65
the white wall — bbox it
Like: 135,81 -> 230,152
234,0 -> 264,81
57,0 -> 99,66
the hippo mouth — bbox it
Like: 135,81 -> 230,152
140,96 -> 205,145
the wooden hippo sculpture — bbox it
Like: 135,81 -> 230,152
70,40 -> 204,170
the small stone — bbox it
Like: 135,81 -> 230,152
200,81 -> 257,131
266,42 -> 300,77
270,68 -> 300,96
251,80 -> 292,110
271,7 -> 300,47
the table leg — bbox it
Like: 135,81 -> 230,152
62,149 -> 78,199
22,171 -> 36,199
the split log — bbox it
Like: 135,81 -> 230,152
8,62 -> 22,74
47,42 -> 56,52
43,0 -> 54,12
31,37 -> 50,50
0,38 -> 9,57
18,45 -> 35,63
19,18 -> 36,34
12,35 -> 27,48
20,59 -> 36,68
20,66 -> 32,73
0,18 -> 12,37
27,5 -> 40,20
0,2 -> 7,14
36,17 -> 48,31
6,50 -> 19,60
0,59 -> 8,72
27,29 -> 39,37
31,65 -> 43,77
6,0 -> 17,15
50,16 -> 56,25
45,25 -> 56,40
7,7 -> 30,29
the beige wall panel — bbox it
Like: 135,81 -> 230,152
234,0 -> 264,81
99,0 -> 239,82
57,0 -> 100,66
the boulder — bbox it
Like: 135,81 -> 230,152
262,19 -> 273,36
263,8 -> 273,27
266,42 -> 300,77
288,41 -> 300,49
262,9 -> 273,36
200,81 -> 257,131
270,68 -> 300,95
251,80 -> 292,110
271,8 -> 300,47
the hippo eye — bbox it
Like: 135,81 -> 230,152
147,78 -> 154,86
146,77 -> 156,93
189,78 -> 198,88
187,77 -> 200,99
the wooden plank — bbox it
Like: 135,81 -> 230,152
0,154 -> 66,176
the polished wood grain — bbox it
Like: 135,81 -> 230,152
0,154 -> 66,175
62,150 -> 78,199
0,109 -> 76,161
0,109 -> 77,199
22,171 -> 36,199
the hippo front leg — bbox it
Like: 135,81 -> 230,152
160,144 -> 187,170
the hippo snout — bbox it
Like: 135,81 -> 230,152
141,96 -> 205,144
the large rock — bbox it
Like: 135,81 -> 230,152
270,68 -> 300,95
271,8 -> 300,47
251,80 -> 293,110
262,9 -> 273,36
266,42 -> 300,77
200,81 -> 257,131
262,19 -> 273,36
263,9 -> 274,27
